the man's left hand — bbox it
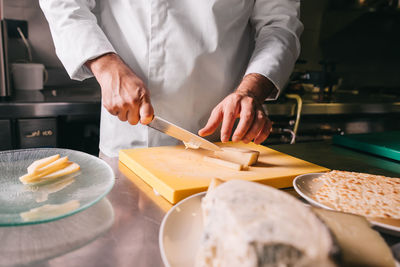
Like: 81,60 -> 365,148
198,73 -> 275,145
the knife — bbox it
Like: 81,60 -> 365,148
148,116 -> 221,151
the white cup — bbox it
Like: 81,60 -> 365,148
11,63 -> 48,90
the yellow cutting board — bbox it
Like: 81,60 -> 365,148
119,142 -> 329,204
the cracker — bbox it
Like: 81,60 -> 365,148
313,170 -> 400,219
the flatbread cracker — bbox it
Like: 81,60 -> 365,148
313,170 -> 400,219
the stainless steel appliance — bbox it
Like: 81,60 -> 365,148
0,119 -> 12,150
17,118 -> 57,149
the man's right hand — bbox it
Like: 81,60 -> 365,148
85,53 -> 154,125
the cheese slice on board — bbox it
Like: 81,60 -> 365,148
214,147 -> 259,166
203,156 -> 243,171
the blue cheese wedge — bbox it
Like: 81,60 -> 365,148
197,180 -> 337,267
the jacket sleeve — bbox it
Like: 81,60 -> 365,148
245,0 -> 303,100
39,0 -> 116,81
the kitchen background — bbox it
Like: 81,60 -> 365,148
0,0 -> 399,155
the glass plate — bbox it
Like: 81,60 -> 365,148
0,148 -> 115,226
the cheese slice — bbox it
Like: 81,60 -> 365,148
22,162 -> 80,186
31,162 -> 80,184
197,180 -> 337,267
203,156 -> 243,171
19,156 -> 70,184
27,154 -> 60,174
312,208 -> 395,267
214,147 -> 259,166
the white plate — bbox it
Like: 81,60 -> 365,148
293,173 -> 400,236
0,148 -> 115,226
159,192 -> 206,267
161,185 -> 400,267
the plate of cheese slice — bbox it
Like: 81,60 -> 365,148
293,171 -> 400,236
0,148 -> 115,226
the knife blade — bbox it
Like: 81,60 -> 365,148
148,116 -> 221,151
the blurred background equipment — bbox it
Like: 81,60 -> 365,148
0,1 -> 10,99
0,0 -> 399,152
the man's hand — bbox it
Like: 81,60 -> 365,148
198,73 -> 274,145
85,53 -> 154,125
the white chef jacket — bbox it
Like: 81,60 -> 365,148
40,0 -> 303,157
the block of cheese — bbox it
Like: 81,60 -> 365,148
203,156 -> 243,171
27,154 -> 60,174
214,147 -> 259,166
312,208 -> 395,267
197,180 -> 337,267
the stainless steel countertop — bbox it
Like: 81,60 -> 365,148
2,141 -> 396,267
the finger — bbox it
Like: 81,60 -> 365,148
117,107 -> 129,122
127,105 -> 140,125
108,109 -> 119,116
232,100 -> 255,142
198,106 -> 223,137
104,104 -> 119,116
242,109 -> 267,144
139,96 -> 154,125
220,102 -> 240,143
254,118 -> 273,144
